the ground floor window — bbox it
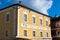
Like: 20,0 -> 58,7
24,30 -> 27,36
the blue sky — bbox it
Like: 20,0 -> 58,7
0,0 -> 60,17
48,0 -> 60,17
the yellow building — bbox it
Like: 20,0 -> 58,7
0,4 -> 52,40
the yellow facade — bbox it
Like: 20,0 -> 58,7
17,6 -> 52,40
0,6 -> 17,40
0,4 -> 52,40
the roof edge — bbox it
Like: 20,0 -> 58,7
0,3 -> 51,18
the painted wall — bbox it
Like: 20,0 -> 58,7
0,6 -> 17,40
17,6 -> 52,40
0,5 -> 52,40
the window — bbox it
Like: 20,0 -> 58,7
40,32 -> 43,37
33,31 -> 36,37
24,30 -> 27,36
46,21 -> 48,26
24,14 -> 27,22
46,33 -> 48,37
40,19 -> 42,25
6,12 -> 10,22
32,17 -> 35,24
5,30 -> 9,37
56,23 -> 59,27
57,31 -> 60,35
56,22 -> 60,27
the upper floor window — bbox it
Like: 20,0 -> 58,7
46,21 -> 48,26
6,12 -> 10,22
24,14 -> 27,22
40,32 -> 43,37
24,30 -> 27,36
46,33 -> 48,37
32,17 -> 35,24
58,32 -> 60,35
40,19 -> 42,25
56,22 -> 60,27
33,31 -> 36,37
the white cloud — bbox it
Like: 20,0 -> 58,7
31,0 -> 53,15
14,0 -> 53,15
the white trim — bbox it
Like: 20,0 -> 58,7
39,17 -> 42,19
23,12 -> 28,14
18,6 -> 20,9
32,30 -> 36,32
32,15 -> 36,17
16,36 -> 52,39
46,19 -> 48,21
17,8 -> 20,37
23,29 -> 28,30
21,23 -> 50,30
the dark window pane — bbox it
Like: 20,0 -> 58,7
5,30 -> 8,37
40,32 -> 43,37
6,14 -> 9,21
46,21 -> 48,26
46,33 -> 48,37
32,17 -> 35,23
33,31 -> 35,37
24,30 -> 27,36
24,14 -> 27,21
40,19 -> 42,25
